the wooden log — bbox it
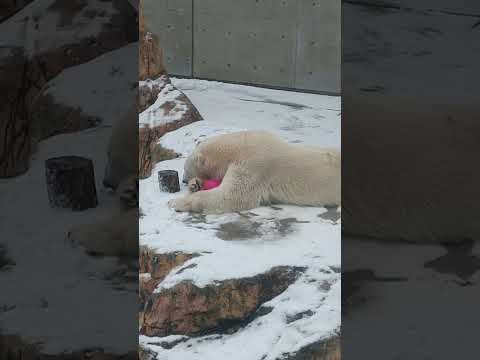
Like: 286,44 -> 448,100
158,170 -> 180,193
45,156 -> 98,210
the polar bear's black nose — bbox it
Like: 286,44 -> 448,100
182,179 -> 188,184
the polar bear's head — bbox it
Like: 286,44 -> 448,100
182,151 -> 208,184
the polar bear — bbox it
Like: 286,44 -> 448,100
168,131 -> 341,213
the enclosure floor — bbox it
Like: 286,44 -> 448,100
139,78 -> 341,359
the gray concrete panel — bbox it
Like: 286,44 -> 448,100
294,0 -> 341,93
193,0 -> 297,88
143,0 -> 193,76
143,0 -> 341,93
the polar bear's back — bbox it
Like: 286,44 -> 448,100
265,146 -> 341,207
199,131 -> 340,207
199,130 -> 285,158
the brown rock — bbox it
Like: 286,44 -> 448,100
140,247 -> 197,281
139,345 -> 157,360
0,0 -> 137,177
141,266 -> 305,337
139,247 -> 198,329
139,30 -> 164,81
139,76 -> 202,179
139,0 -> 164,80
139,0 -> 146,33
138,74 -> 169,113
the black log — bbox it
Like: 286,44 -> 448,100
158,170 -> 180,193
45,156 -> 98,210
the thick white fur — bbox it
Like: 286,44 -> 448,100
168,131 -> 341,213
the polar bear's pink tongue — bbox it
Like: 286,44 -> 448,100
201,179 -> 221,190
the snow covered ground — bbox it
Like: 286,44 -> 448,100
140,78 -> 341,359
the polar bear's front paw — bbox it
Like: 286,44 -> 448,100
188,177 -> 202,193
168,197 -> 194,212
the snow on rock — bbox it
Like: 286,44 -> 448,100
138,76 -> 203,179
139,82 -> 189,127
140,79 -> 341,359
142,266 -> 306,338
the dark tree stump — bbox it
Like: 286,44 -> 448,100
45,156 -> 98,210
158,170 -> 180,193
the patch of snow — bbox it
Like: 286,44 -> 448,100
171,78 -> 341,148
140,273 -> 152,281
139,76 -> 167,90
139,82 -> 188,127
141,157 -> 340,290
140,334 -> 188,346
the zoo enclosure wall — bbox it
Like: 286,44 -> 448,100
143,0 -> 341,95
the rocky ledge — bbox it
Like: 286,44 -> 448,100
138,75 -> 203,179
141,265 -> 305,337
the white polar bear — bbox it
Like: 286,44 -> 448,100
168,131 -> 341,214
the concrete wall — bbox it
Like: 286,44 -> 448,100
143,0 -> 340,94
